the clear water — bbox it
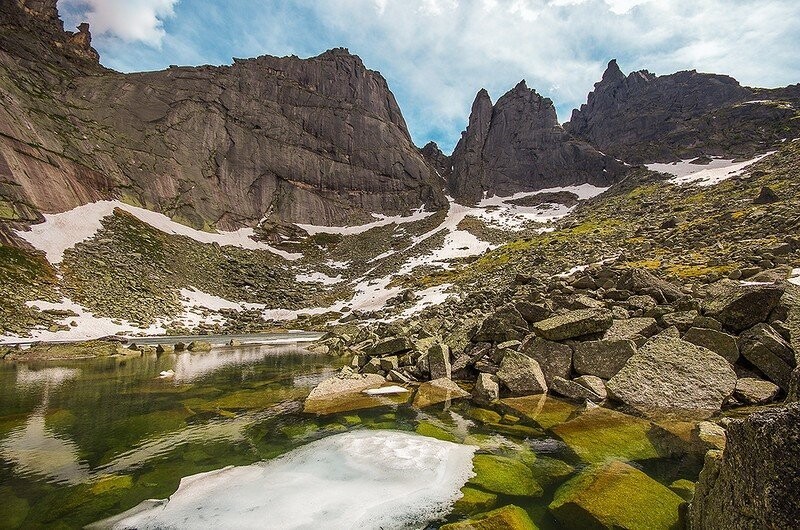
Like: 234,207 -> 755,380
0,342 -> 705,529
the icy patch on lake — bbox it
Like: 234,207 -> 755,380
15,200 -> 300,264
647,152 -> 775,187
97,430 -> 477,530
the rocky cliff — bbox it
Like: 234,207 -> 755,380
448,81 -> 627,204
0,1 -> 446,231
567,59 -> 800,164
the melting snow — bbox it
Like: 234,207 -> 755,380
647,152 -> 775,187
789,268 -> 800,286
95,430 -> 477,530
295,272 -> 344,285
296,208 -> 434,235
15,200 -> 301,264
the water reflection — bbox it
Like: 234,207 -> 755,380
1,366 -> 89,484
166,345 -> 314,382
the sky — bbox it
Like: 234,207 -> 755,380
58,0 -> 800,153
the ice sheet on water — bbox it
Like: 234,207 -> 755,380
97,430 -> 477,530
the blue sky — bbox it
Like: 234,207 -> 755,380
59,0 -> 800,153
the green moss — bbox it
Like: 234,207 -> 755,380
550,407 -> 661,464
0,486 -> 30,529
529,456 -> 575,486
0,199 -> 19,220
549,460 -> 683,530
500,395 -> 577,430
415,421 -> 457,442
452,486 -> 499,516
468,454 -> 543,497
442,504 -> 538,530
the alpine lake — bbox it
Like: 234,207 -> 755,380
0,336 -> 711,529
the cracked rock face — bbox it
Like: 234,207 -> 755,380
0,7 -> 446,230
566,59 -> 800,164
448,81 -> 627,204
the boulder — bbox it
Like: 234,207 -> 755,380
602,317 -> 659,340
306,369 -> 385,400
682,327 -> 739,363
473,304 -> 529,343
519,336 -> 573,385
606,337 -> 737,416
366,336 -> 414,357
468,454 -> 543,497
550,406 -> 662,463
497,351 -> 548,396
733,377 -> 780,405
472,373 -> 500,405
441,504 -> 537,530
738,323 -> 795,390
550,376 -> 604,401
573,339 -> 636,379
690,404 -> 800,529
618,268 -> 683,303
187,340 -> 212,352
514,300 -> 553,323
451,487 -> 498,517
532,309 -> 613,341
412,378 -> 470,408
573,375 -> 607,400
427,343 -> 452,380
703,282 -> 785,332
752,185 -> 780,204
550,460 -> 683,530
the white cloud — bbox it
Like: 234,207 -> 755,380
59,0 -> 179,45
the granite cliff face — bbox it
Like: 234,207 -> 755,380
0,1 -> 446,231
448,81 -> 627,204
567,59 -> 800,164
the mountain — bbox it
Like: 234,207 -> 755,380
0,0 -> 446,233
447,81 -> 627,204
566,59 -> 800,164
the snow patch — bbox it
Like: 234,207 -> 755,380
96,430 -> 477,530
296,208 -> 433,235
647,152 -> 775,187
295,272 -> 344,285
15,200 -> 301,264
788,268 -> 800,286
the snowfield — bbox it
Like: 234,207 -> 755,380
15,200 -> 301,264
4,185 -> 609,342
647,152 -> 775,187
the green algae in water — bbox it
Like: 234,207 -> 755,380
0,344 -> 705,529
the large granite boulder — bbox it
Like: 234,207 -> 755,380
703,282 -> 785,332
496,351 -> 548,396
738,323 -> 796,390
532,309 -> 613,341
606,337 -> 736,416
519,335 -> 573,385
682,326 -> 739,363
573,339 -> 636,379
472,304 -> 530,343
690,404 -> 800,529
617,268 -> 683,303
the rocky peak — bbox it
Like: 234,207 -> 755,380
66,22 -> 99,62
565,60 -> 773,163
419,141 -> 451,179
448,81 -> 627,203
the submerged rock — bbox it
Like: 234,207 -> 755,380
413,378 -> 470,409
500,395 -> 577,430
606,336 -> 736,416
549,460 -> 683,530
690,404 -> 800,529
441,504 -> 538,530
451,487 -> 498,516
550,406 -> 662,463
468,454 -> 543,497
